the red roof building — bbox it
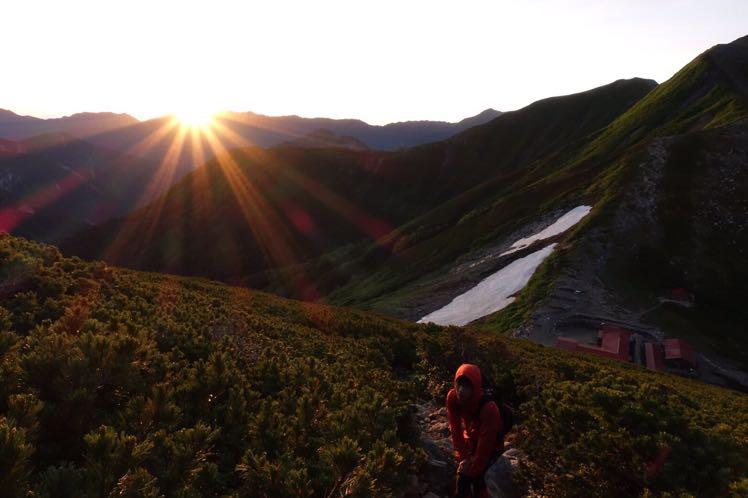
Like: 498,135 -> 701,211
600,324 -> 628,334
555,330 -> 631,362
664,339 -> 696,367
600,330 -> 631,361
645,343 -> 665,371
555,337 -> 579,351
669,288 -> 694,303
598,324 -> 627,342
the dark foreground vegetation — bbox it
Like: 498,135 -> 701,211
1,235 -> 746,497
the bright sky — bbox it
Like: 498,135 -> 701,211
3,0 -> 747,124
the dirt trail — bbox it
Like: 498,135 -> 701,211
403,401 -> 523,498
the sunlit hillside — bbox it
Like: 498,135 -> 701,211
1,234 -> 746,497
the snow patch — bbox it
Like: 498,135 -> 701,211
419,244 -> 557,326
501,205 -> 592,256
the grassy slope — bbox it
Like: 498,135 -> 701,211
61,79 -> 655,298
0,136 -> 162,244
327,37 -> 748,332
266,79 -> 658,305
61,146 -> 422,293
476,37 -> 748,357
1,234 -> 746,497
602,123 -> 748,362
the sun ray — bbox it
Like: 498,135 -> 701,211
261,149 -> 396,242
207,121 -> 400,264
0,170 -> 90,233
79,108 -> 396,301
110,118 -> 185,208
207,118 -> 255,150
201,127 -> 319,299
213,119 -> 398,245
122,119 -> 179,163
188,125 -> 213,211
174,108 -> 216,129
208,121 -> 392,238
102,124 -> 189,262
219,111 -> 305,142
138,125 -> 190,240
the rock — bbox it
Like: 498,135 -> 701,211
502,448 -> 524,459
427,406 -> 447,420
435,437 -> 452,450
396,474 -> 421,498
415,401 -> 457,497
484,455 -> 521,498
430,420 -> 450,436
424,458 -> 453,496
420,435 -> 445,461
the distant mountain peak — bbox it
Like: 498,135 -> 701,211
456,108 -> 503,128
615,76 -> 658,86
712,33 -> 748,50
0,110 -> 139,140
472,108 -> 501,118
278,128 -> 369,150
0,108 -> 35,122
702,33 -> 748,99
21,131 -> 79,150
62,111 -> 138,121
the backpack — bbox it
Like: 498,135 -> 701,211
478,389 -> 515,442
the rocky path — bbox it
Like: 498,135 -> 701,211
400,401 -> 524,498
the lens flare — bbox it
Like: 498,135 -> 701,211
173,108 -> 216,128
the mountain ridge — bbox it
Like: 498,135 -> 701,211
0,136 -> 166,244
0,109 -> 138,141
59,77 -> 654,291
81,107 -> 504,176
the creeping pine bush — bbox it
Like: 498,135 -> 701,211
0,236 -> 424,497
0,235 -> 746,497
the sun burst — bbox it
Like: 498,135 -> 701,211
173,108 -> 216,128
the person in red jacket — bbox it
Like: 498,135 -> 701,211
446,363 -> 503,498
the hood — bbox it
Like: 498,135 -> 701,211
454,363 -> 484,410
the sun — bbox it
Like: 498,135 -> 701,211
173,108 -> 216,128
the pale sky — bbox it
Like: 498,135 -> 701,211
3,0 -> 747,124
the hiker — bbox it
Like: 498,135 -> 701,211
446,363 -> 504,498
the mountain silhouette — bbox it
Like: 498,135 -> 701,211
0,109 -> 137,140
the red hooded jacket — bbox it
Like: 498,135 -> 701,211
446,364 -> 503,477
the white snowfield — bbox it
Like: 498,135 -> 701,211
500,205 -> 592,256
418,244 -> 557,326
418,204 -> 594,327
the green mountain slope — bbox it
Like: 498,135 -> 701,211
498,119 -> 748,369
61,78 -> 655,296
278,129 -> 369,150
79,108 -> 504,175
0,135 -> 166,244
0,234 -> 746,497
468,37 -> 748,368
53,36 -> 748,385
324,36 -> 748,317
